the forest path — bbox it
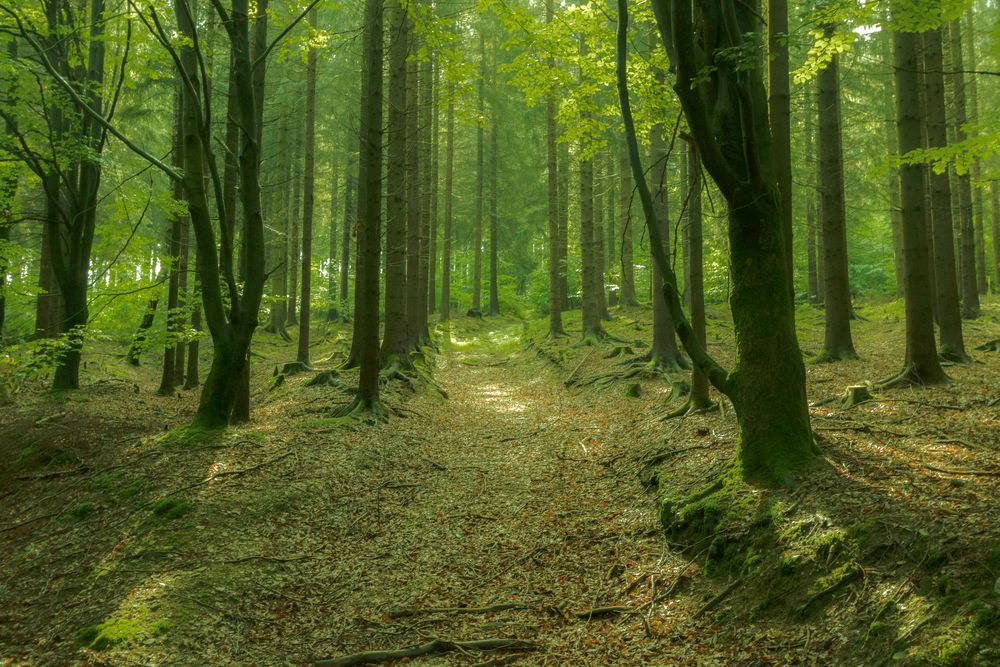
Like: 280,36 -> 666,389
278,321 -> 759,665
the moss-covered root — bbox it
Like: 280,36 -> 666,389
663,395 -> 719,420
331,396 -> 388,423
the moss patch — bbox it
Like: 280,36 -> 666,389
77,605 -> 173,651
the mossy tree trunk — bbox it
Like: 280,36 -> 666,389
619,0 -> 816,485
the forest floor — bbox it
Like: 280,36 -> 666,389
2,299 -> 1000,666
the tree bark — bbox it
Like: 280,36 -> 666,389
472,30 -> 485,314
649,123 -> 684,368
962,8 -> 987,295
404,20 -> 421,346
879,28 -> 906,298
378,0 -> 411,367
488,117 -> 499,316
922,27 -> 966,361
428,58 -> 440,316
888,26 -> 948,386
441,88 -> 454,322
768,0 -> 793,295
288,120 -> 302,327
297,7 -> 318,365
619,141 -> 637,306
340,121 -> 354,308
545,0 -> 565,337
558,142 -> 570,311
816,27 -> 856,361
948,20 -> 979,319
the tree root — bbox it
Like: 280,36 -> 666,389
877,364 -> 950,389
975,338 -> 1000,352
305,371 -> 343,389
663,396 -> 719,420
314,638 -> 537,667
329,396 -> 388,423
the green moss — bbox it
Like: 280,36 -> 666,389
117,480 -> 145,501
77,605 -> 173,651
69,501 -> 95,522
158,424 -> 224,448
152,498 -> 192,520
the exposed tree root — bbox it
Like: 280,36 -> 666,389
975,338 -> 1000,352
314,638 -> 537,667
262,323 -> 293,342
939,347 -> 972,363
305,371 -> 343,389
663,396 -> 719,420
877,364 -> 950,390
275,361 -> 311,377
329,396 -> 388,423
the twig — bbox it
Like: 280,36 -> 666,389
314,638 -> 537,667
922,464 -> 1000,477
572,606 -> 630,619
563,349 -> 595,387
693,576 -> 744,619
387,603 -> 533,619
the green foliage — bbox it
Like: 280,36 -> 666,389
151,498 -> 192,520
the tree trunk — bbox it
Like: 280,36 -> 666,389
159,89 -> 184,395
488,118 -> 500,316
922,27 -> 966,361
686,143 -> 712,410
817,28 -> 856,361
545,0 -> 565,337
472,30 -> 485,314
641,0 -> 815,483
992,180 -> 1000,294
340,121 -> 354,307
288,120 -> 301,327
768,0 -> 793,295
805,109 -> 818,304
348,0 -> 384,415
649,124 -> 685,368
297,8 -> 318,365
948,20 -> 979,319
326,156 -> 339,321
594,154 -> 609,320
428,58 -> 440,316
266,115 -> 291,339
963,8 -> 987,295
404,22 -> 421,346
619,142 -> 637,306
558,142 -> 570,311
579,151 -> 602,340
879,28 -> 906,298
888,26 -> 948,386
441,88 -> 454,322
417,49 -> 433,338
378,0 -> 411,368
184,277 -> 201,389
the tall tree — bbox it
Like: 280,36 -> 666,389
440,87 -> 454,322
488,117 -> 500,316
885,21 -> 947,387
618,142 -> 637,306
816,23 -> 856,361
963,8 -> 987,295
379,0 -> 411,369
340,122 -> 355,309
297,7 -> 318,365
879,28 -> 906,297
769,0 -> 793,293
288,121 -> 302,326
922,26 -> 967,362
472,30 -> 485,314
648,123 -> 685,369
545,0 -> 565,337
948,19 -> 979,319
622,0 -> 817,483
339,0 -> 385,418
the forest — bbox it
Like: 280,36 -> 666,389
1,0 -> 999,664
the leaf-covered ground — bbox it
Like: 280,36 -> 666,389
2,299 -> 999,666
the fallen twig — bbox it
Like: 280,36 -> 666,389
563,349 -> 595,387
694,576 -> 745,619
922,464 -> 1000,477
387,603 -> 533,619
314,638 -> 537,667
572,606 -> 630,619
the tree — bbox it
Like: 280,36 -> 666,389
769,0 -> 793,293
379,0 -> 411,369
339,0 -> 385,418
948,19 -> 980,320
816,23 -> 857,362
545,0 -> 564,338
620,0 -> 817,484
884,19 -> 947,388
2,0 -> 118,389
297,8 -> 319,366
922,26 -> 967,362
618,142 -> 637,306
440,87 -> 455,322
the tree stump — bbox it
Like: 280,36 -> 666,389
841,384 -> 873,408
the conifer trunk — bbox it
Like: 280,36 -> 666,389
297,7 -> 318,365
